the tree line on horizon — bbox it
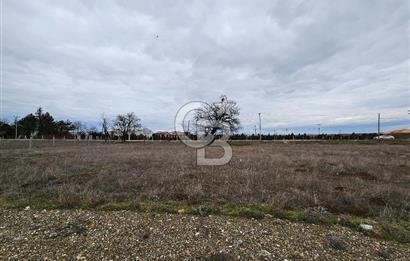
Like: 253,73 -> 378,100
0,96 -> 241,141
0,95 -> 385,141
0,107 -> 142,141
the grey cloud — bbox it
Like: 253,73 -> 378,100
2,0 -> 409,132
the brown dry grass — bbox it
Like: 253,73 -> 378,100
0,141 -> 409,219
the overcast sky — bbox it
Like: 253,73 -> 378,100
2,0 -> 409,133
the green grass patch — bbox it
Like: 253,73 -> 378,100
0,196 -> 57,209
0,197 -> 408,244
379,221 -> 410,244
97,201 -> 137,211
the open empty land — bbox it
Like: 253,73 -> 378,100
0,141 -> 409,259
1,141 -> 409,219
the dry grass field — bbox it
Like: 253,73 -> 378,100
1,140 -> 409,220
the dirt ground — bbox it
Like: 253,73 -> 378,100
0,209 -> 409,260
1,141 -> 409,219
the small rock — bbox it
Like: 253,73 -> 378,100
76,253 -> 86,260
359,224 -> 373,231
257,249 -> 271,258
234,239 -> 243,247
272,218 -> 287,225
325,235 -> 347,251
377,249 -> 392,259
48,232 -> 58,238
24,206 -> 30,211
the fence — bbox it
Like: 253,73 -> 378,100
0,138 -> 113,150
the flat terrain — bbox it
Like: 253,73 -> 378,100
0,140 -> 409,259
1,141 -> 409,219
1,209 -> 409,260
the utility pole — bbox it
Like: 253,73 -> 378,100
317,124 -> 321,137
377,113 -> 380,137
195,119 -> 198,138
258,113 -> 262,141
14,116 -> 18,139
187,120 -> 190,134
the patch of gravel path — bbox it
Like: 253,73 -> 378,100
0,209 -> 408,260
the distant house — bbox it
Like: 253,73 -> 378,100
134,128 -> 153,138
153,131 -> 186,140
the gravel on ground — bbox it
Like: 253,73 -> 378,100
0,209 -> 409,260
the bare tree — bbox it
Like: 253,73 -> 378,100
194,95 -> 240,137
113,113 -> 141,141
72,121 -> 84,139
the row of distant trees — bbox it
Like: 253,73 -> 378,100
231,133 -> 379,140
153,133 -> 380,141
0,96 -> 385,141
0,107 -> 142,141
0,108 -> 73,139
0,96 -> 241,141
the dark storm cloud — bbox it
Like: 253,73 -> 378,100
2,0 -> 409,131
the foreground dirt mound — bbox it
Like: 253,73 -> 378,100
0,209 -> 408,260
